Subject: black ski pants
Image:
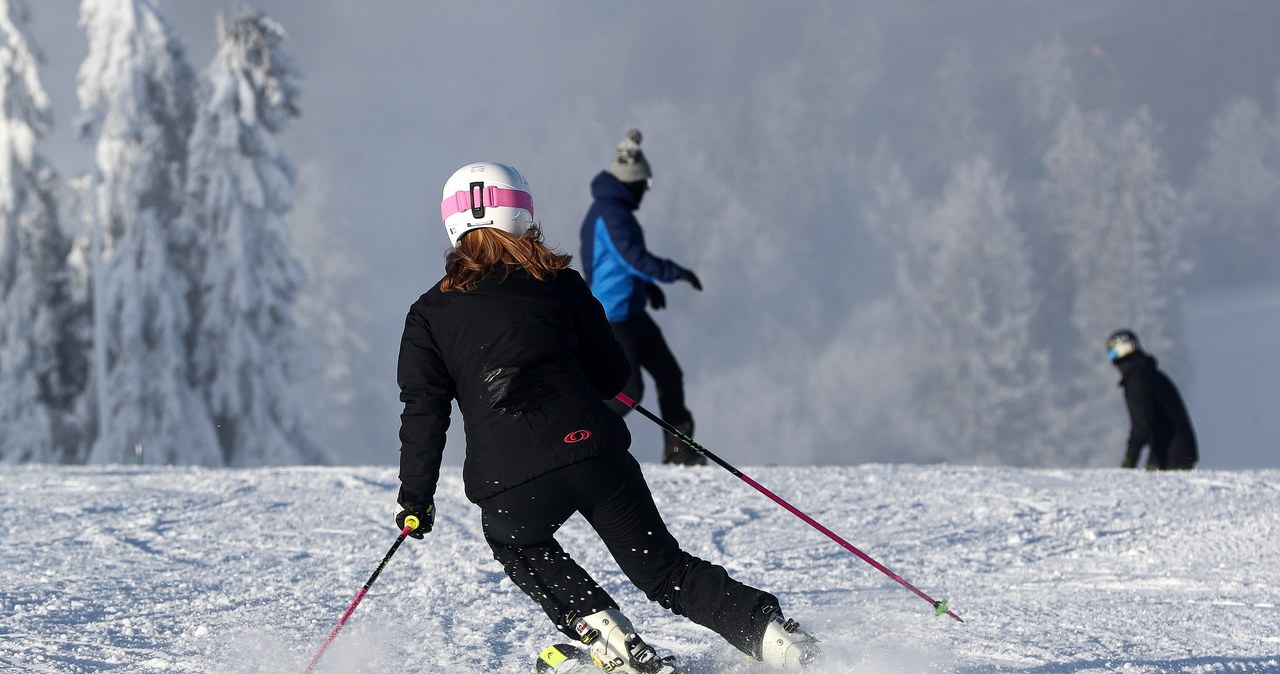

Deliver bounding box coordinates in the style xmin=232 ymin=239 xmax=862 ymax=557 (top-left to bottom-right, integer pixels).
xmin=479 ymin=450 xmax=773 ymax=656
xmin=605 ymin=312 xmax=692 ymax=426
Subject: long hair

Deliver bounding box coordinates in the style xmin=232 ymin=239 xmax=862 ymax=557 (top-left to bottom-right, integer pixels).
xmin=441 ymin=225 xmax=573 ymax=292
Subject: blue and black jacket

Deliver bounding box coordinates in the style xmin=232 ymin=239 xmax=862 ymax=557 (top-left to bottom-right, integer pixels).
xmin=579 ymin=171 xmax=690 ymax=322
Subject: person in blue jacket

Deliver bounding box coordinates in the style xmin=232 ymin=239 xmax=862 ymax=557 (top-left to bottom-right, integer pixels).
xmin=579 ymin=129 xmax=705 ymax=465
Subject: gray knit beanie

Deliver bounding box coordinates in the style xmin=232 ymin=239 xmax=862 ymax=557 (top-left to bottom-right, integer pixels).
xmin=607 ymin=128 xmax=652 ymax=183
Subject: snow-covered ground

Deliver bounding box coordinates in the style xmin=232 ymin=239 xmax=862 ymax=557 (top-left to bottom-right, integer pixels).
xmin=2 ymin=462 xmax=1278 ymax=673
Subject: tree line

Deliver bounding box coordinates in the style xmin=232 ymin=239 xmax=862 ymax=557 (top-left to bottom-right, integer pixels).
xmin=0 ymin=0 xmax=318 ymax=466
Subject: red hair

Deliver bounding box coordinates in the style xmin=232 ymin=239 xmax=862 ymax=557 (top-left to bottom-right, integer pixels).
xmin=441 ymin=226 xmax=572 ymax=292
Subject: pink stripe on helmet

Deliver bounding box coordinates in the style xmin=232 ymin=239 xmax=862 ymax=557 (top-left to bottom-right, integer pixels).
xmin=440 ymin=186 xmax=534 ymax=221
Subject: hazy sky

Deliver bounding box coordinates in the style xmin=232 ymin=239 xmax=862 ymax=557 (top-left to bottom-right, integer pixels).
xmin=24 ymin=1 xmax=1280 ymax=469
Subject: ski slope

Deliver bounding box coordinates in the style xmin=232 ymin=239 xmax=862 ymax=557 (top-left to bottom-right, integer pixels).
xmin=2 ymin=462 xmax=1278 ymax=673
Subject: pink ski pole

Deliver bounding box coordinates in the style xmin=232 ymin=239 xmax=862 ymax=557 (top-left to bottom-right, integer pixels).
xmin=615 ymin=392 xmax=963 ymax=622
xmin=302 ymin=516 xmax=420 ymax=673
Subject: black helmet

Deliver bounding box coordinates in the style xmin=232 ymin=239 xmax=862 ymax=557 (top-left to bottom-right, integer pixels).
xmin=1106 ymin=329 xmax=1140 ymax=362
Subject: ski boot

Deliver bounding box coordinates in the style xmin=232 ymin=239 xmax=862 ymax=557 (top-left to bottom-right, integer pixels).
xmin=756 ymin=606 xmax=820 ymax=671
xmin=661 ymin=419 xmax=704 ymax=466
xmin=570 ymin=608 xmax=680 ymax=674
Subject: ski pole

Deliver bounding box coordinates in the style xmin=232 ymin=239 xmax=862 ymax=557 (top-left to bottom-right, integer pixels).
xmin=302 ymin=516 xmax=420 ymax=674
xmin=615 ymin=393 xmax=963 ymax=623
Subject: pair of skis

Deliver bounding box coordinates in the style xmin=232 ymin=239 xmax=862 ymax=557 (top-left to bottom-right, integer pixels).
xmin=537 ymin=643 xmax=679 ymax=674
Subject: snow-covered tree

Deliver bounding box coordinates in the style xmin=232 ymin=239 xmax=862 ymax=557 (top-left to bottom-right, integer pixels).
xmin=1187 ymin=89 xmax=1280 ymax=288
xmin=77 ymin=0 xmax=219 ymax=465
xmin=884 ymin=156 xmax=1053 ymax=465
xmin=0 ymin=1 xmax=91 ymax=464
xmin=185 ymin=10 xmax=321 ymax=465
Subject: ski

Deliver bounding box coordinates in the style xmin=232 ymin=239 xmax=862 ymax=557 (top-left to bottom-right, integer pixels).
xmin=535 ymin=643 xmax=683 ymax=674
xmin=537 ymin=644 xmax=598 ymax=673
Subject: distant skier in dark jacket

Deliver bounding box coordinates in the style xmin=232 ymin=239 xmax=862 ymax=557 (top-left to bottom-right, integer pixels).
xmin=396 ymin=162 xmax=819 ymax=673
xmin=579 ymin=129 xmax=704 ymax=465
xmin=1107 ymin=330 xmax=1198 ymax=470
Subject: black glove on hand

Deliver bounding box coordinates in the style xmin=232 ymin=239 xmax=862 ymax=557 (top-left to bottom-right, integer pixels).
xmin=395 ymin=502 xmax=434 ymax=539
xmin=645 ymin=283 xmax=666 ymax=310
xmin=682 ymin=270 xmax=703 ymax=291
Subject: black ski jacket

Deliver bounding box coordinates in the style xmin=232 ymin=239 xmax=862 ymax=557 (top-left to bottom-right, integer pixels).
xmin=1116 ymin=352 xmax=1198 ymax=470
xmin=397 ymin=265 xmax=632 ymax=505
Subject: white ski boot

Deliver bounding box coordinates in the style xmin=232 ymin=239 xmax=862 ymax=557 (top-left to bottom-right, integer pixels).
xmin=571 ymin=608 xmax=679 ymax=674
xmin=757 ymin=610 xmax=820 ymax=671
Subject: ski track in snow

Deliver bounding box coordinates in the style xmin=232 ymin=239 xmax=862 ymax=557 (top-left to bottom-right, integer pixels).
xmin=2 ymin=464 xmax=1278 ymax=673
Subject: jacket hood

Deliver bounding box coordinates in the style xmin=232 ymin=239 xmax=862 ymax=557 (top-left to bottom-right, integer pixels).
xmin=590 ymin=171 xmax=640 ymax=211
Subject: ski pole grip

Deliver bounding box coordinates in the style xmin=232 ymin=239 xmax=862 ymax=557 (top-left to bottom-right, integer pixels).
xmin=403 ymin=515 xmax=419 ymax=531
xmin=615 ymin=393 xmax=636 ymax=408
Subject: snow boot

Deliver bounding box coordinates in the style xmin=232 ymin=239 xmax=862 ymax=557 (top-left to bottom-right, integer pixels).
xmin=661 ymin=419 xmax=704 ymax=466
xmin=570 ymin=608 xmax=678 ymax=674
xmin=756 ymin=608 xmax=820 ymax=671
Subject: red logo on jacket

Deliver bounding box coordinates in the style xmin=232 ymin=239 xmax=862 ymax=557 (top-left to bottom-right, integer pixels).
xmin=564 ymin=429 xmax=592 ymax=443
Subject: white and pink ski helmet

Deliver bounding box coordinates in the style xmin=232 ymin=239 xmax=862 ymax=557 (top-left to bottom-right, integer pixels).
xmin=439 ymin=162 xmax=535 ymax=247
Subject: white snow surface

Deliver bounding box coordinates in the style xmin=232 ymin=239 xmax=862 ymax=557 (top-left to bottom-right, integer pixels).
xmin=2 ymin=462 xmax=1278 ymax=673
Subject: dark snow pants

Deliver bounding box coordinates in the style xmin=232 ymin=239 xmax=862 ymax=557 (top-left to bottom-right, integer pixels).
xmin=605 ymin=312 xmax=692 ymax=427
xmin=479 ymin=450 xmax=773 ymax=656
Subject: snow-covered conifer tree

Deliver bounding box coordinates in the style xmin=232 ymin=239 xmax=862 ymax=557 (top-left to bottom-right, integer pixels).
xmin=888 ymin=156 xmax=1053 ymax=465
xmin=185 ymin=10 xmax=321 ymax=465
xmin=1187 ymin=91 xmax=1280 ymax=288
xmin=0 ymin=1 xmax=92 ymax=464
xmin=77 ymin=0 xmax=219 ymax=465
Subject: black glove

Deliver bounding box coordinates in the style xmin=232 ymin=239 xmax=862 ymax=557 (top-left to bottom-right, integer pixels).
xmin=682 ymin=270 xmax=702 ymax=291
xmin=645 ymin=283 xmax=666 ymax=310
xmin=395 ymin=502 xmax=434 ymax=539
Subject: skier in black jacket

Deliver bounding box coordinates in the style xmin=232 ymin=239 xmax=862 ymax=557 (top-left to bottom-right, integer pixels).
xmin=1107 ymin=330 xmax=1198 ymax=470
xmin=396 ymin=162 xmax=819 ymax=673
